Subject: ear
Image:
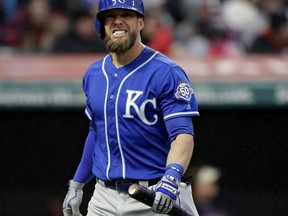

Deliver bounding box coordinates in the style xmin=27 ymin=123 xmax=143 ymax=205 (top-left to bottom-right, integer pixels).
xmin=138 ymin=18 xmax=145 ymax=32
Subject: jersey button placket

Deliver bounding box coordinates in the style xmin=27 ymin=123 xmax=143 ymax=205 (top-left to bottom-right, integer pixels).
xmin=107 ymin=70 xmax=122 ymax=176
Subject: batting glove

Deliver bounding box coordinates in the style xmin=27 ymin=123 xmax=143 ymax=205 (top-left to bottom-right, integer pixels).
xmin=152 ymin=163 xmax=184 ymax=214
xmin=62 ymin=180 xmax=84 ymax=216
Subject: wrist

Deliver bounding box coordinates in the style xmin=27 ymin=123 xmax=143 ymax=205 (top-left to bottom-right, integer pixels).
xmin=68 ymin=179 xmax=85 ymax=189
xmin=165 ymin=163 xmax=184 ymax=181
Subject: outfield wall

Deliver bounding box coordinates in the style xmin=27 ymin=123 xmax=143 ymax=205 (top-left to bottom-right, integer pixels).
xmin=1 ymin=54 xmax=288 ymax=108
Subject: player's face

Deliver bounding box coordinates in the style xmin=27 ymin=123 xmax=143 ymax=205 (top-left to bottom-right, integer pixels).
xmin=103 ymin=9 xmax=144 ymax=54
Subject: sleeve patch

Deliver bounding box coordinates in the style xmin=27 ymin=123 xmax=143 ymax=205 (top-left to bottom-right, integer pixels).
xmin=174 ymin=82 xmax=193 ymax=102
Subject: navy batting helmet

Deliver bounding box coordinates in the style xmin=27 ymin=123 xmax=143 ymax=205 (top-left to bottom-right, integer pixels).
xmin=95 ymin=0 xmax=145 ymax=39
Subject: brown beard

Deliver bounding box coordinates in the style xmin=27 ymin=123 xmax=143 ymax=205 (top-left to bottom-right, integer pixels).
xmin=104 ymin=31 xmax=137 ymax=54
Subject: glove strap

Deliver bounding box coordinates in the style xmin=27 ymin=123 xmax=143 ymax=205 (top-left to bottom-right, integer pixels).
xmin=165 ymin=163 xmax=184 ymax=181
xmin=68 ymin=179 xmax=85 ymax=189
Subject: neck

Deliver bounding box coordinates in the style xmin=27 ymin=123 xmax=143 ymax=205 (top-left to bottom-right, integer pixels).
xmin=111 ymin=40 xmax=145 ymax=68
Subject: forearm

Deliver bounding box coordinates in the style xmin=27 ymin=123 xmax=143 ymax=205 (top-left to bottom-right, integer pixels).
xmin=153 ymin=133 xmax=194 ymax=214
xmin=73 ymin=130 xmax=95 ymax=184
xmin=166 ymin=133 xmax=194 ymax=172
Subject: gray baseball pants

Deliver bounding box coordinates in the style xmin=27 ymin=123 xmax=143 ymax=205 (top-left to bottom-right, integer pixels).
xmin=86 ymin=181 xmax=199 ymax=216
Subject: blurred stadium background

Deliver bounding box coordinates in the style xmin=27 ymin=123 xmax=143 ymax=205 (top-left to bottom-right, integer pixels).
xmin=1 ymin=0 xmax=288 ymax=215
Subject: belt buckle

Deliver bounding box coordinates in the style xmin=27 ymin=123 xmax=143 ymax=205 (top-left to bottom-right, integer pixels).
xmin=115 ymin=180 xmax=131 ymax=192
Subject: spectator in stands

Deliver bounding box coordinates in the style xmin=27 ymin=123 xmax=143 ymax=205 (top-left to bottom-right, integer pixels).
xmin=221 ymin=0 xmax=267 ymax=51
xmin=207 ymin=16 xmax=243 ymax=57
xmin=193 ymin=165 xmax=231 ymax=216
xmin=170 ymin=0 xmax=207 ymax=56
xmin=0 ymin=0 xmax=68 ymax=53
xmin=52 ymin=9 xmax=106 ymax=53
xmin=248 ymin=12 xmax=288 ymax=55
xmin=180 ymin=0 xmax=211 ymax=57
xmin=22 ymin=0 xmax=70 ymax=52
xmin=141 ymin=5 xmax=173 ymax=56
xmin=257 ymin=0 xmax=284 ymax=16
xmin=184 ymin=0 xmax=242 ymax=57
xmin=0 ymin=2 xmax=27 ymax=48
xmin=165 ymin=0 xmax=186 ymax=25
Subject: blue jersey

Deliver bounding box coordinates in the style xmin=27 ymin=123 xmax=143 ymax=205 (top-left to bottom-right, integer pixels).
xmin=83 ymin=46 xmax=199 ymax=181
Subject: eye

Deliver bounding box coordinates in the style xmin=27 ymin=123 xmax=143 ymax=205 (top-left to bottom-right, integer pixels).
xmin=104 ymin=13 xmax=115 ymax=19
xmin=122 ymin=12 xmax=134 ymax=18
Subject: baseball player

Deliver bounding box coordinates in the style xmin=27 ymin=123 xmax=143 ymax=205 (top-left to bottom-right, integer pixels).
xmin=62 ymin=0 xmax=200 ymax=215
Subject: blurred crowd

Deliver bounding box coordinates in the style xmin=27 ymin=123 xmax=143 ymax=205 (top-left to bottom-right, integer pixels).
xmin=0 ymin=0 xmax=288 ymax=57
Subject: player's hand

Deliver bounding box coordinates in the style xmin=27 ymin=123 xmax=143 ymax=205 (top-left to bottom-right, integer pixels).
xmin=152 ymin=174 xmax=180 ymax=214
xmin=62 ymin=180 xmax=84 ymax=216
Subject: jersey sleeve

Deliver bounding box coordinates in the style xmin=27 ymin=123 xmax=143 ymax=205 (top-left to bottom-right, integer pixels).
xmin=165 ymin=116 xmax=195 ymax=141
xmin=158 ymin=66 xmax=199 ymax=121
xmin=72 ymin=130 xmax=95 ymax=184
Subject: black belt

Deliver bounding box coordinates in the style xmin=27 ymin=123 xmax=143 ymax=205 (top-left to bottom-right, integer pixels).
xmin=97 ymin=178 xmax=160 ymax=193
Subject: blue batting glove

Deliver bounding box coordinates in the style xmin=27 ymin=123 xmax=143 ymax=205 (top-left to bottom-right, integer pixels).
xmin=152 ymin=163 xmax=184 ymax=214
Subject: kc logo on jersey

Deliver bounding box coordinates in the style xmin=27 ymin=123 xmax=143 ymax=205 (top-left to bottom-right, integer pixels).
xmin=123 ymin=90 xmax=158 ymax=125
xmin=174 ymin=82 xmax=193 ymax=101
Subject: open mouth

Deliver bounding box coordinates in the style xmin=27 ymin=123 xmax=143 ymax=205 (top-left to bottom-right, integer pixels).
xmin=112 ymin=30 xmax=128 ymax=37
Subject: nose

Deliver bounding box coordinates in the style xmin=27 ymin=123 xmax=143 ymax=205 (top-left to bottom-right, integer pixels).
xmin=114 ymin=15 xmax=124 ymax=24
